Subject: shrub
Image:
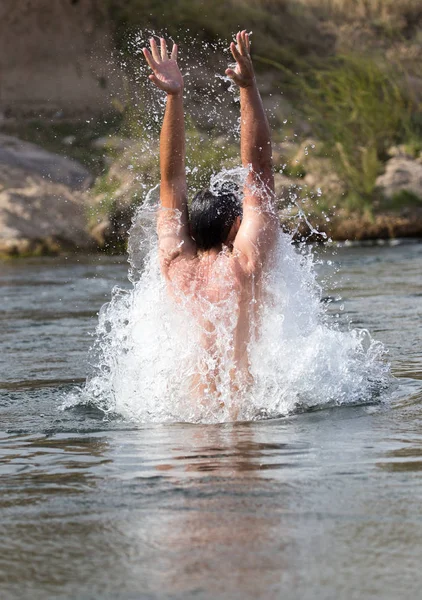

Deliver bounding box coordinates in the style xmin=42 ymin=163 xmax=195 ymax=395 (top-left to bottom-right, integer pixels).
xmin=386 ymin=189 xmax=421 ymax=210
xmin=297 ymin=0 xmax=422 ymax=27
xmin=297 ymin=55 xmax=414 ymax=210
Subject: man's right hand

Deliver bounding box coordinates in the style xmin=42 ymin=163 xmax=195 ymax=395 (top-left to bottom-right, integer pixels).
xmin=225 ymin=30 xmax=255 ymax=89
xmin=143 ymin=37 xmax=184 ymax=95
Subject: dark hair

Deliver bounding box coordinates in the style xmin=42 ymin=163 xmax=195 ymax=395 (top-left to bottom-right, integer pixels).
xmin=189 ymin=184 xmax=242 ymax=251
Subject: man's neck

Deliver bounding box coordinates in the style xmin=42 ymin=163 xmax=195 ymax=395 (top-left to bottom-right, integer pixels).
xmin=199 ymin=246 xmax=223 ymax=260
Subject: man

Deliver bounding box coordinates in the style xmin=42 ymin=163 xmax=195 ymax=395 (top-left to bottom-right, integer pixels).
xmin=143 ymin=31 xmax=277 ymax=405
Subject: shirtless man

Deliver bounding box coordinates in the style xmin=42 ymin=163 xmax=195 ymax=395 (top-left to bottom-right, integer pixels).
xmin=143 ymin=31 xmax=277 ymax=403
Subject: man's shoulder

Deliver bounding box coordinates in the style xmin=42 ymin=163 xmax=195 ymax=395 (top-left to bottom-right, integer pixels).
xmin=164 ymin=248 xmax=250 ymax=280
xmin=162 ymin=251 xmax=198 ymax=280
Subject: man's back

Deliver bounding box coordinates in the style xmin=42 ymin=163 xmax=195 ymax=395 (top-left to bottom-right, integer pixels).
xmin=165 ymin=250 xmax=257 ymax=395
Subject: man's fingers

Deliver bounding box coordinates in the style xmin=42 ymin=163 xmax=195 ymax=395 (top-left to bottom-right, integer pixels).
xmin=238 ymin=30 xmax=248 ymax=56
xmin=143 ymin=48 xmax=157 ymax=70
xmin=225 ymin=68 xmax=243 ymax=86
xmin=230 ymin=41 xmax=242 ymax=63
xmin=149 ymin=73 xmax=164 ymax=89
xmin=244 ymin=31 xmax=251 ymax=52
xmin=150 ymin=38 xmax=161 ymax=62
xmin=160 ymin=37 xmax=168 ymax=60
xmin=171 ymin=43 xmax=178 ymax=61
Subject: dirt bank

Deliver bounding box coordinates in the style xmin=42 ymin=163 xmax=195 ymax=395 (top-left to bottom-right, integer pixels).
xmin=0 ymin=0 xmax=124 ymax=117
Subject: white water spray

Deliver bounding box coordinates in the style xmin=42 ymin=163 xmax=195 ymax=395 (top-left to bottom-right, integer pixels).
xmin=63 ymin=34 xmax=390 ymax=423
xmin=65 ymin=168 xmax=389 ymax=423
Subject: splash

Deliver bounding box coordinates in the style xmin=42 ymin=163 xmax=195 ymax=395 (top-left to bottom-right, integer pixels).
xmin=64 ymin=34 xmax=391 ymax=423
xmin=64 ymin=166 xmax=390 ymax=423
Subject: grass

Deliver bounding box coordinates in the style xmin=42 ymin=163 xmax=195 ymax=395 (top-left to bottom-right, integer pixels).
xmin=383 ymin=189 xmax=422 ymax=211
xmin=298 ymin=0 xmax=422 ymax=22
xmin=294 ymin=55 xmax=417 ymax=211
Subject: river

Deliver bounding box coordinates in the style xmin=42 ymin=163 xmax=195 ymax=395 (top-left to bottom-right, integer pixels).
xmin=1 ymin=240 xmax=421 ymax=599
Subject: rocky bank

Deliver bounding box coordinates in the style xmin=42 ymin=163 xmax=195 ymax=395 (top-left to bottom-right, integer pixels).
xmin=1 ymin=132 xmax=422 ymax=258
xmin=0 ymin=135 xmax=94 ymax=256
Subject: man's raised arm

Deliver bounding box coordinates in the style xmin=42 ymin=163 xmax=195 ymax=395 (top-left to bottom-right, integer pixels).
xmin=226 ymin=31 xmax=277 ymax=272
xmin=143 ymin=38 xmax=194 ymax=268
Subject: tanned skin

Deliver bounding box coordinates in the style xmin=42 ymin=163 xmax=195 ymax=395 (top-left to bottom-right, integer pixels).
xmin=143 ymin=38 xmax=196 ymax=264
xmin=227 ymin=32 xmax=277 ymax=274
xmin=143 ymin=31 xmax=277 ymax=403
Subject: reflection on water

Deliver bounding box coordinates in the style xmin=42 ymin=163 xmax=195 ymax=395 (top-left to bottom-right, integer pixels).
xmin=0 ymin=242 xmax=422 ymax=599
xmin=2 ymin=407 xmax=422 ymax=599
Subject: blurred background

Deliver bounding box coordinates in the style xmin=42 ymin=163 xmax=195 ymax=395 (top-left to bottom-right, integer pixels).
xmin=1 ymin=8 xmax=422 ymax=598
xmin=0 ymin=0 xmax=421 ymax=257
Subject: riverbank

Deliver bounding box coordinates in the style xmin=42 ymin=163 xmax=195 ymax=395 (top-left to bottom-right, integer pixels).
xmin=0 ymin=0 xmax=421 ymax=256
xmin=0 ymin=126 xmax=422 ymax=258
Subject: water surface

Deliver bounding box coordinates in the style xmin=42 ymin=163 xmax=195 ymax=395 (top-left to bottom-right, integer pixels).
xmin=1 ymin=242 xmax=421 ymax=599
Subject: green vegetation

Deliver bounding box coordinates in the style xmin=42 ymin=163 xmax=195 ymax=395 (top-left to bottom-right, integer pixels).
xmin=282 ymin=162 xmax=307 ymax=179
xmin=300 ymin=0 xmax=422 ymax=24
xmin=185 ymin=126 xmax=238 ymax=195
xmin=102 ymin=0 xmax=422 ymax=219
xmin=4 ymin=0 xmax=420 ymax=254
xmin=386 ymin=189 xmax=421 ymax=210
xmin=88 ymin=174 xmax=122 ymax=224
xmin=297 ymin=56 xmax=415 ymax=211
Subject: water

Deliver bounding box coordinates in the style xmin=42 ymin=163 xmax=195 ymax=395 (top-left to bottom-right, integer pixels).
xmin=64 ymin=185 xmax=388 ymax=423
xmin=75 ymin=31 xmax=390 ymax=423
xmin=1 ymin=240 xmax=421 ymax=599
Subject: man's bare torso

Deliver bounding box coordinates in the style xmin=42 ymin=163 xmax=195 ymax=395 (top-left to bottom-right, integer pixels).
xmin=164 ymin=249 xmax=258 ymax=396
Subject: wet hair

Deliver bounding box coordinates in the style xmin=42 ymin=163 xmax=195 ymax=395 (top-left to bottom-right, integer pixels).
xmin=189 ymin=183 xmax=242 ymax=251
